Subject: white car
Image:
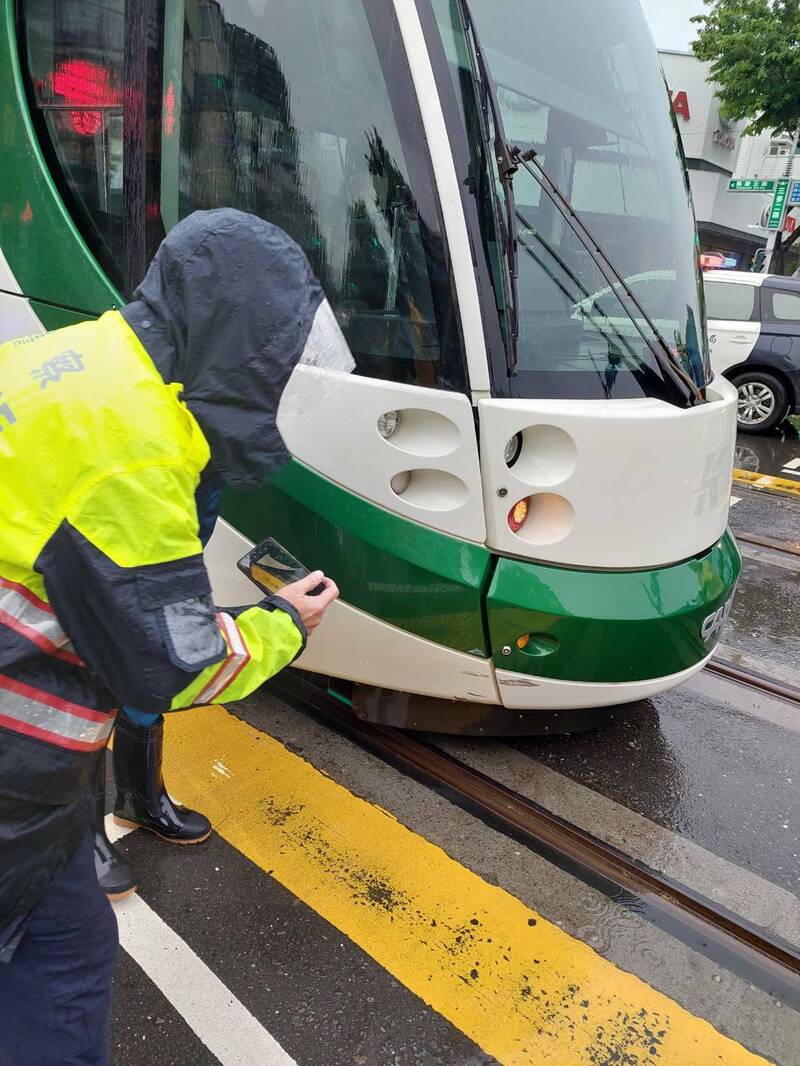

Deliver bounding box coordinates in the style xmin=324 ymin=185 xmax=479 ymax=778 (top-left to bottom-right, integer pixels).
xmin=704 ymin=270 xmax=800 ymax=434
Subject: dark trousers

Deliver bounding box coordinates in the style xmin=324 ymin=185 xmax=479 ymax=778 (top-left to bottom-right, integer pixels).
xmin=0 ymin=833 xmax=118 ymax=1066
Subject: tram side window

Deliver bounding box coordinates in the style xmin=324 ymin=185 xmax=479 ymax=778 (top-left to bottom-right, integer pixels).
xmin=21 ymin=0 xmax=467 ymax=393
xmin=22 ymin=0 xmax=127 ymax=283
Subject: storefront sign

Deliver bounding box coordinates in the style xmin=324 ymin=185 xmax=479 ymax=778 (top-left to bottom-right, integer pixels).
xmin=670 ymin=90 xmax=690 ymax=121
xmin=713 ymin=129 xmax=735 ymax=150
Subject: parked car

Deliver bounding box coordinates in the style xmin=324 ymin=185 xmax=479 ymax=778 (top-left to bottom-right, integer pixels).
xmin=704 ymin=270 xmax=800 ymax=433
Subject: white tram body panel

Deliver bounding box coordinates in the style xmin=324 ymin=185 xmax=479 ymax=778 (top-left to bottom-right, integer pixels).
xmin=477 ymin=380 xmax=737 ymax=569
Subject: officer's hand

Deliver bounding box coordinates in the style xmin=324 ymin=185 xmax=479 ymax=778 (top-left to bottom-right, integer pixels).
xmin=278 ymin=571 xmax=339 ymax=633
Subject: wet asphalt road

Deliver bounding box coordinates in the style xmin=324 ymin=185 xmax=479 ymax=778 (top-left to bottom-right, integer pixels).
xmin=728 ymin=422 xmax=800 ymax=669
xmin=731 ymin=486 xmax=800 ymax=544
xmin=726 ymin=551 xmax=800 ymax=671
xmin=733 ymin=417 xmax=800 ymax=477
xmin=510 ymin=672 xmax=799 ymax=896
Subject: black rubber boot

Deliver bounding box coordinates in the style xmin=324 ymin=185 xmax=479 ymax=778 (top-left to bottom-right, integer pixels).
xmin=93 ymin=756 xmax=137 ymax=900
xmin=112 ymin=716 xmax=212 ymax=844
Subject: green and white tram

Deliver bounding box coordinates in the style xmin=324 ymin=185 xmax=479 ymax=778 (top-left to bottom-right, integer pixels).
xmin=0 ymin=0 xmax=740 ymax=732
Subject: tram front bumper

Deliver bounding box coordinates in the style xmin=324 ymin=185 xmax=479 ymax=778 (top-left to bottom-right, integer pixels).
xmin=487 ymin=529 xmax=741 ymax=711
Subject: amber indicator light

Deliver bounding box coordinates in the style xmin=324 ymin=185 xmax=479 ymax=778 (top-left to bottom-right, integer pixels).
xmin=507 ymin=497 xmax=529 ymax=533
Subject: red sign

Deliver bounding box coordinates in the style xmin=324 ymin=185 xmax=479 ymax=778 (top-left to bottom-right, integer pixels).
xmin=670 ymin=90 xmax=691 ymax=122
xmin=48 ymin=59 xmax=121 ymax=137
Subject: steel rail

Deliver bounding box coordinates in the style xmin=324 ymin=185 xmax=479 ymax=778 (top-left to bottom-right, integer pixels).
xmin=269 ymin=673 xmax=800 ymax=1008
xmin=707 ymin=656 xmax=800 ymax=706
xmin=734 ymin=529 xmax=800 ymax=558
xmin=731 ymin=478 xmax=800 ymax=504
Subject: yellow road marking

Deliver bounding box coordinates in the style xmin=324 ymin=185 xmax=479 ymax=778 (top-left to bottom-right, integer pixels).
xmin=733 ymin=469 xmax=800 ymax=497
xmin=163 ymin=706 xmax=768 ymax=1065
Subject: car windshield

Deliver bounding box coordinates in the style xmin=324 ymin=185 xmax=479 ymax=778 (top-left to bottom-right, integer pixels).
xmin=433 ymin=0 xmax=711 ymax=401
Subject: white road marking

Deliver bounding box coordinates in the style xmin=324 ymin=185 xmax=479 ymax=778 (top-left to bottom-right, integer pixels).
xmin=105 ymin=813 xmax=135 ymax=843
xmin=783 ymin=457 xmax=800 ymax=470
xmin=729 ymin=495 xmax=741 ymax=506
xmin=114 ymin=893 xmax=298 ymax=1066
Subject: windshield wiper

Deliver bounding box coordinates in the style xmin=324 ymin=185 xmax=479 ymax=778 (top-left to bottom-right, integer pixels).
xmin=511 ymin=147 xmax=704 ymax=405
xmin=457 ymin=0 xmax=519 ymax=375
xmin=515 ymin=229 xmax=632 ymax=398
xmin=514 ymin=213 xmax=644 ymax=376
xmin=455 ymin=0 xmax=703 ymax=403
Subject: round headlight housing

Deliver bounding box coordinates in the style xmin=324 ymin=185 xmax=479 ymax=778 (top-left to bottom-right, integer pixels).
xmin=378 ymin=410 xmax=400 ymax=439
xmin=390 ymin=471 xmax=411 ymax=496
xmin=504 ymin=432 xmax=522 ymax=468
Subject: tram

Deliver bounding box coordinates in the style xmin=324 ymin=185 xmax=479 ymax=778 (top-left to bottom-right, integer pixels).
xmin=0 ymin=0 xmax=740 ymax=732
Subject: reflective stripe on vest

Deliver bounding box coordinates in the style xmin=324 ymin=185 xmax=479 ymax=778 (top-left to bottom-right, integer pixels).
xmin=0 ymin=577 xmax=83 ymax=666
xmin=195 ymin=612 xmax=250 ymax=704
xmin=0 ymin=674 xmax=115 ymax=751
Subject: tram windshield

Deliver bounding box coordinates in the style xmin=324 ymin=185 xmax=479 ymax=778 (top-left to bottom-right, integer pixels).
xmin=432 ymin=0 xmax=711 ymax=402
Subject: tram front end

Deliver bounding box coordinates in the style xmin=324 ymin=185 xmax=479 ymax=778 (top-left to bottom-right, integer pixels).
xmin=254 ymin=0 xmax=741 ymax=727
xmin=3 ymin=0 xmax=740 ymax=732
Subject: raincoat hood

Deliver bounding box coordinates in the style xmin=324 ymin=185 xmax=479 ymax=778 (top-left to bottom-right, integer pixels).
xmin=122 ymin=209 xmax=326 ymax=490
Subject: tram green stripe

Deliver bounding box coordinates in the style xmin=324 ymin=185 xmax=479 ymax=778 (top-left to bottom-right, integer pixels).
xmin=221 ymin=462 xmax=493 ymax=655
xmin=223 ymin=464 xmax=742 ymax=683
xmin=26 ymin=301 xmax=95 ymax=330
xmin=488 ymin=531 xmax=742 ymax=683
xmin=0 ymin=0 xmax=118 ymax=315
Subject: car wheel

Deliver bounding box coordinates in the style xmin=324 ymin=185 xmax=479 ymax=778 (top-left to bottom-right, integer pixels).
xmin=731 ymin=371 xmax=789 ymax=435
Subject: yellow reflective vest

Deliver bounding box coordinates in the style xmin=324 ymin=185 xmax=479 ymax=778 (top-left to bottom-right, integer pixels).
xmin=0 ymin=311 xmax=304 ymax=950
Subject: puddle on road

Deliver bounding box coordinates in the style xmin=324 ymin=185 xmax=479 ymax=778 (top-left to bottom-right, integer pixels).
xmin=734 ymin=421 xmax=800 ymax=478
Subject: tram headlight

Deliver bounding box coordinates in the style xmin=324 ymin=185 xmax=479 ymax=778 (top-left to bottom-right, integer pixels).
xmin=507 ymin=497 xmax=529 ymax=533
xmin=503 ymin=432 xmax=522 ymax=468
xmin=378 ymin=410 xmax=401 ymax=440
xmin=390 ymin=471 xmax=411 ymax=496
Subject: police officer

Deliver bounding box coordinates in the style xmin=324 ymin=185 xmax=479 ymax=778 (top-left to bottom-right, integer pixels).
xmin=92 ymin=467 xmax=226 ymax=901
xmin=0 ymin=210 xmax=346 ymax=1066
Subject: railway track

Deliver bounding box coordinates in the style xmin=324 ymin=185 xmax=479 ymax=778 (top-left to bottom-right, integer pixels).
xmin=734 ymin=529 xmax=800 ymax=558
xmin=269 ymin=671 xmax=800 ymax=1011
xmin=707 ymin=655 xmax=800 ymax=706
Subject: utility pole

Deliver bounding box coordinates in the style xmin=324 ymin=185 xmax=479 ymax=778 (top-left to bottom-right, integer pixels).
xmin=763 ymin=124 xmax=800 ymax=273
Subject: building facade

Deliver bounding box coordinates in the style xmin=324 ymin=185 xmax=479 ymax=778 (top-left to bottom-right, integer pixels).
xmin=659 ymin=50 xmax=772 ymax=269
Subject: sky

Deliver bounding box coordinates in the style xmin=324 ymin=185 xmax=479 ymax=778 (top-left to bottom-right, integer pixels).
xmin=638 ymin=0 xmax=706 ymax=51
